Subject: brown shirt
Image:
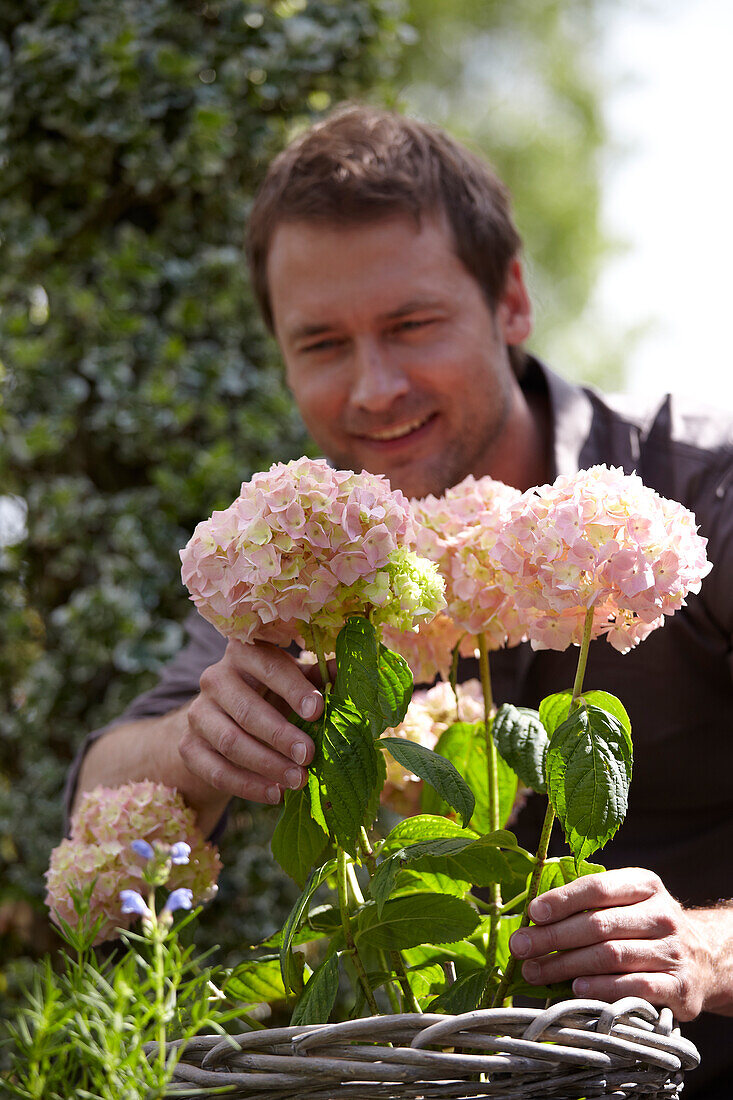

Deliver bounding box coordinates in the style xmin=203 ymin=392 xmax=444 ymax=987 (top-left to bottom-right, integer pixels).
xmin=67 ymin=358 xmax=733 ymax=1094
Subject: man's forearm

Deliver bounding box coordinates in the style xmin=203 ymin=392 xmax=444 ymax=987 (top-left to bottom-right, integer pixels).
xmin=72 ymin=704 xmax=229 ymax=838
xmin=688 ymin=903 xmax=733 ymax=1016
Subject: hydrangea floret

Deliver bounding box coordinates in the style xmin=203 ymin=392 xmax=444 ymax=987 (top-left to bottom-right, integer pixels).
xmin=414 ymin=474 xmax=527 ymax=648
xmin=492 ymin=464 xmax=712 ymax=652
xmin=180 ymin=458 xmax=445 ymax=653
xmin=45 ymin=781 xmax=221 ymax=943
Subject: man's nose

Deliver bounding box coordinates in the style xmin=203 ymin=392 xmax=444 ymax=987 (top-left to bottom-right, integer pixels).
xmin=349 ymin=338 xmax=409 ymax=412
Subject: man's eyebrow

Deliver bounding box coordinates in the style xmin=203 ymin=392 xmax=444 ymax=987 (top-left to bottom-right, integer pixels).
xmin=286 ymin=298 xmax=445 ymax=342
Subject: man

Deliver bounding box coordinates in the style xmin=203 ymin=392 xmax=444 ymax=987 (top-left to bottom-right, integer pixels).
xmin=68 ymin=105 xmax=733 ymax=1095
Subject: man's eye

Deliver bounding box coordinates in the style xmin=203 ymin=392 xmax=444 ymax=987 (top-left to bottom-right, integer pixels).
xmin=395 ymin=319 xmax=432 ymax=333
xmin=302 ymin=337 xmax=342 ymax=353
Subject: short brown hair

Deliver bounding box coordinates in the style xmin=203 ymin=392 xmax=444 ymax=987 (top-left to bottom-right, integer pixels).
xmin=247 ymin=104 xmax=524 ymax=366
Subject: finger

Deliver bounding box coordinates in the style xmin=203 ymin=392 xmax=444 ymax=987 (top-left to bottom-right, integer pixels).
xmin=520 ymin=938 xmax=670 ymax=986
xmin=569 ymin=973 xmax=692 ymax=1018
xmin=189 ymin=698 xmax=308 ymax=788
xmin=180 ymin=733 xmax=284 ymax=806
xmin=528 ymin=869 xmax=662 ymax=924
xmin=200 ymin=663 xmax=315 ymax=766
xmin=511 ymin=898 xmax=667 ymax=959
xmin=226 ymin=640 xmax=324 ymax=722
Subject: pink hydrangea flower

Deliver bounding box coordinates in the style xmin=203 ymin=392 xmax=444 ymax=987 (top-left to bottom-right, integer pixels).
xmin=492 ymin=465 xmax=712 ymax=653
xmin=45 ymin=782 xmax=221 ymax=944
xmin=382 ymin=612 xmax=476 ymax=684
xmin=380 ymin=680 xmax=484 ymax=814
xmin=180 ymin=458 xmax=444 ymax=653
xmin=412 ymin=475 xmax=527 ymax=649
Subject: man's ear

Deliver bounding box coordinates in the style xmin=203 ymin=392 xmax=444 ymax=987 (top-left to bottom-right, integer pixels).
xmin=496 ymin=257 xmax=532 ymax=346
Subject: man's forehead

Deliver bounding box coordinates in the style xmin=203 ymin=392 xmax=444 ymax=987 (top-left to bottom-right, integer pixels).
xmin=266 ymin=213 xmax=463 ymax=336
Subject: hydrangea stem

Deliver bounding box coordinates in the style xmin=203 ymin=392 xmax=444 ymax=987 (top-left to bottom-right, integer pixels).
xmin=337 ymin=847 xmax=379 ymax=1015
xmin=311 ymin=627 xmax=331 ymax=697
xmin=477 ymin=633 xmax=502 ymax=1006
xmin=358 ymin=828 xmax=413 ymax=1013
xmin=492 ymin=606 xmax=595 ymax=1007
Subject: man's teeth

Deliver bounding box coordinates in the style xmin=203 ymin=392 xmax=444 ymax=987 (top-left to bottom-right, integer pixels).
xmin=364 ymin=416 xmax=430 ymax=441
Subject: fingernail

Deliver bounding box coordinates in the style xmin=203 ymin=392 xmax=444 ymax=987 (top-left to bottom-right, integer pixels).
xmin=511 ymin=932 xmax=530 ymax=958
xmin=291 ymin=741 xmax=308 ymax=765
xmin=530 ymin=900 xmax=551 ymax=922
xmin=266 ymin=785 xmax=281 ymax=804
xmin=574 ymin=979 xmax=590 ymax=995
xmin=523 ymin=961 xmax=540 ymax=983
xmin=285 ymin=767 xmax=302 ymax=790
xmin=301 ymin=693 xmax=320 ymax=719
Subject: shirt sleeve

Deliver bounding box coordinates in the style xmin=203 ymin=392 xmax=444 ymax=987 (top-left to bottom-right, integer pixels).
xmin=688 ymin=452 xmax=733 ymax=667
xmin=63 ymin=610 xmax=226 ymax=826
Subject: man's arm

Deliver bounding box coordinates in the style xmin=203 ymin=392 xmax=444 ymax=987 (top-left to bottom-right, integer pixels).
xmin=72 ymin=639 xmax=324 ymax=836
xmin=509 ymin=868 xmax=733 ymax=1021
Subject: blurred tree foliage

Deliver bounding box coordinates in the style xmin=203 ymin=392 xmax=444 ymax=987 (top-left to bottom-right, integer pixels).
xmin=0 ymin=0 xmax=410 ymax=1000
xmin=0 ymin=0 xmax=613 ymax=1008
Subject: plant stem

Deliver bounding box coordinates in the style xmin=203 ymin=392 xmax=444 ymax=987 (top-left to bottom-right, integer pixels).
xmin=491 ymin=606 xmax=596 ymax=1007
xmin=571 ymin=606 xmax=595 ymax=705
xmin=477 ymin=633 xmax=503 ymax=1006
xmin=311 ymin=627 xmax=331 ymax=697
xmin=337 ymin=847 xmax=379 ymax=1015
xmin=358 ymin=827 xmax=408 ymax=1013
xmin=390 ymin=950 xmax=422 ymax=1013
xmin=359 ymin=826 xmax=377 ymax=877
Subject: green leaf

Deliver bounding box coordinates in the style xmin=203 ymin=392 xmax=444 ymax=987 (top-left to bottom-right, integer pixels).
xmin=331 ymin=618 xmax=412 ymax=736
xmin=421 ymin=721 xmax=518 ymax=831
xmin=271 ymin=787 xmax=329 ymax=887
xmin=492 ymin=703 xmax=548 ymax=793
xmin=280 ymin=860 xmax=337 ymax=993
xmin=538 ymin=690 xmax=573 ymax=737
xmin=380 ymin=737 xmax=475 ymax=826
xmin=380 ymin=814 xmax=478 ymax=855
xmin=535 ymin=855 xmax=606 ymax=896
xmin=581 ymin=690 xmax=631 ymax=741
xmin=355 ymin=893 xmax=480 ymax=949
xmin=539 ymin=689 xmax=631 ymax=743
xmin=395 ymin=868 xmax=470 ymax=901
xmin=371 ymin=833 xmax=534 ymax=916
xmin=427 ymin=967 xmax=488 ymax=1014
xmin=333 ymin=616 xmax=381 ymax=725
xmin=319 ymin=696 xmax=381 ymax=853
xmin=376 ymin=643 xmax=413 ymax=730
xmin=290 ymin=953 xmax=340 ymax=1025
xmin=546 ymin=702 xmax=633 ymax=866
xmin=225 ymin=957 xmax=287 ymax=1006
xmin=403 ymin=939 xmax=486 ymax=972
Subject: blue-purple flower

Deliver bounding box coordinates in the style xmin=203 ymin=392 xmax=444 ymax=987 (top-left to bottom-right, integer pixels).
xmin=170 ymin=842 xmax=191 ymax=865
xmin=120 ymin=890 xmax=152 ymax=919
xmin=163 ymin=888 xmax=193 ymax=914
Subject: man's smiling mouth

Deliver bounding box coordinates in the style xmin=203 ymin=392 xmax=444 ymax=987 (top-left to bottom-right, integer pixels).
xmin=358 ymin=413 xmax=436 ymax=442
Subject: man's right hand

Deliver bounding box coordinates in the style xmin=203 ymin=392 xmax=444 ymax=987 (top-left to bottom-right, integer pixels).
xmin=179 ymin=639 xmax=324 ymax=806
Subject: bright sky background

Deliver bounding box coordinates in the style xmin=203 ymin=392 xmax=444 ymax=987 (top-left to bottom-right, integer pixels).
xmin=596 ymin=0 xmax=733 ymax=405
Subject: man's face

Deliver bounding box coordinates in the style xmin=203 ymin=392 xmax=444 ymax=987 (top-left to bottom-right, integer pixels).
xmin=267 ymin=213 xmax=528 ymax=499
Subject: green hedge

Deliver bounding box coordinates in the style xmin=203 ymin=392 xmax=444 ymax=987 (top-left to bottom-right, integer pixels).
xmin=0 ymin=0 xmax=410 ymax=999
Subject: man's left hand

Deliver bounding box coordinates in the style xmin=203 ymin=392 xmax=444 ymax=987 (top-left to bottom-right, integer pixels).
xmin=509 ymin=868 xmax=733 ymax=1021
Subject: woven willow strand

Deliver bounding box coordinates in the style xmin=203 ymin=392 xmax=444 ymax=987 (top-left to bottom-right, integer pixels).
xmin=152 ymin=997 xmax=699 ymax=1099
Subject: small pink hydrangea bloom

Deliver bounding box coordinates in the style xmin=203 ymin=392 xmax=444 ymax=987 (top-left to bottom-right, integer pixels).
xmin=382 ymin=612 xmax=477 ymax=684
xmin=180 ymin=458 xmax=444 ymax=653
xmin=45 ymin=781 xmax=222 ymax=944
xmin=411 ymin=474 xmax=528 ymax=649
xmin=380 ymin=679 xmax=484 ymax=814
xmin=492 ymin=464 xmax=712 ymax=653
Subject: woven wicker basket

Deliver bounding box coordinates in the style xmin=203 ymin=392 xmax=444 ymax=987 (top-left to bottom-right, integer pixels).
xmin=156 ymin=996 xmax=700 ymax=1099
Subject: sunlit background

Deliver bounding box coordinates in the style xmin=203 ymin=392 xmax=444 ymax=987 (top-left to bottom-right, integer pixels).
xmin=597 ymin=0 xmax=733 ymax=405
